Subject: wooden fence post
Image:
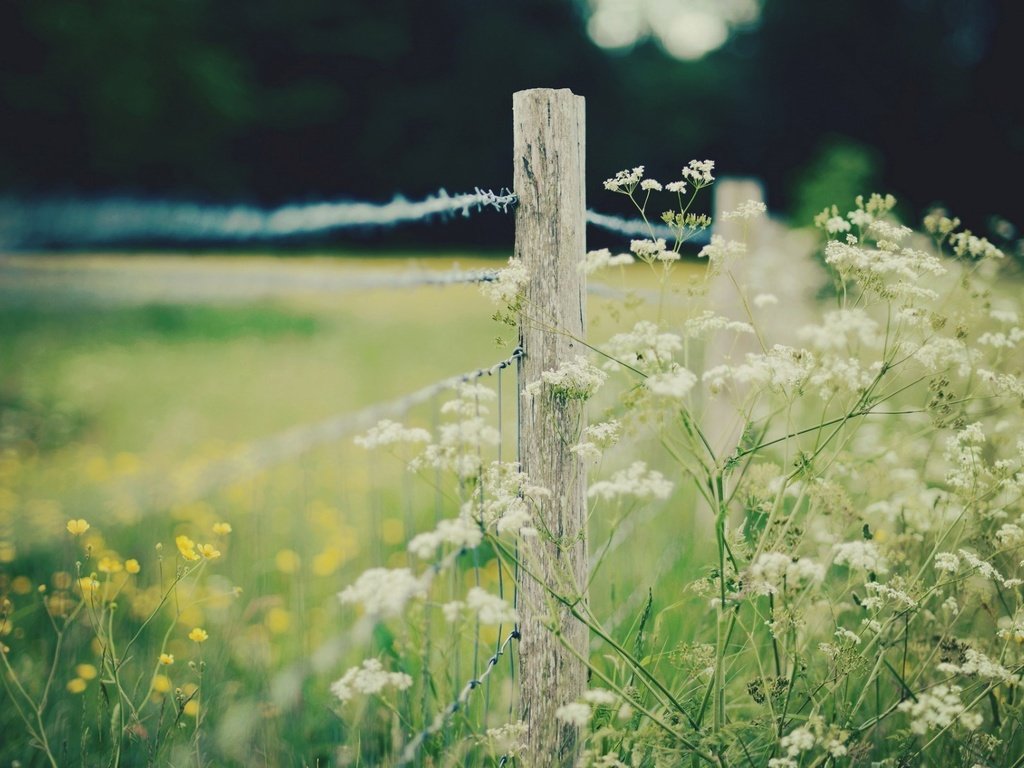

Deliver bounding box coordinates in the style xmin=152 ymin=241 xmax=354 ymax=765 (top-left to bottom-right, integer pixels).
xmin=513 ymin=88 xmax=588 ymax=767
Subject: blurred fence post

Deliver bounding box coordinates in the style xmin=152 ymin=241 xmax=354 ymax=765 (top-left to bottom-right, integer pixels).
xmin=513 ymin=87 xmax=588 ymax=768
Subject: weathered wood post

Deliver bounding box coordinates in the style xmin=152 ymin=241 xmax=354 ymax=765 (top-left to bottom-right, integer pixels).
xmin=513 ymin=88 xmax=588 ymax=767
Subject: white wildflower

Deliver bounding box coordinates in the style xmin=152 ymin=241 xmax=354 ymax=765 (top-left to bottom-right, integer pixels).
xmin=640 ymin=178 xmax=662 ymax=191
xmin=645 ymin=366 xmax=698 ymax=398
xmin=781 ymin=726 xmax=816 ymax=757
xmin=338 ymin=567 xmax=429 ymax=618
xmin=746 ymin=552 xmax=825 ymax=596
xmin=603 ymin=321 xmax=682 ymax=373
xmin=697 ymin=234 xmax=746 ymax=271
xmin=996 ymin=523 xmax=1024 ymax=548
xmin=832 ymin=540 xmax=889 ymax=573
xmin=571 ymin=421 xmax=621 ymax=462
xmin=407 ymin=517 xmax=483 ymax=560
xmin=554 ymin=701 xmax=591 ymax=727
xmin=934 ymin=552 xmax=960 ymax=573
xmin=331 ymin=658 xmax=413 ymax=703
xmin=684 ymin=310 xmax=755 ymax=338
xmin=588 ymin=461 xmax=673 ymax=502
xmin=897 ymin=684 xmax=981 ymax=734
xmin=721 ymin=199 xmax=767 ymax=221
xmin=466 ymin=587 xmax=518 ymax=624
xmin=680 ymin=159 xmax=715 ymax=186
xmin=581 ymin=688 xmax=618 ymax=706
xmin=579 ymin=248 xmax=634 ymax=275
xmin=665 ymin=180 xmax=688 ymax=193
xmin=355 ymin=419 xmax=432 ymax=449
xmin=524 ymin=356 xmax=606 ymax=402
xmin=603 ymin=166 xmax=645 ymax=192
xmin=480 ymin=257 xmax=528 ymax=307
xmin=798 ymin=309 xmax=882 ymax=352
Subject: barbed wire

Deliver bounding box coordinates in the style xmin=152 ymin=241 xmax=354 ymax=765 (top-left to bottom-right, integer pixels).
xmin=112 ymin=348 xmax=523 ymax=511
xmin=0 ymin=188 xmax=517 ymax=247
xmin=0 ymin=184 xmax=711 ymax=248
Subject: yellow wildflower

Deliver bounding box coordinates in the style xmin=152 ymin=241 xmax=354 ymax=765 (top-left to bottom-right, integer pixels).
xmin=188 ymin=627 xmax=209 ymax=643
xmin=197 ymin=543 xmax=221 ymax=560
xmin=183 ymin=699 xmax=200 ymax=718
xmin=152 ymin=674 xmax=172 ymax=693
xmin=78 ymin=576 xmax=99 ymax=594
xmin=98 ymin=556 xmax=123 ymax=574
xmin=175 ymin=535 xmax=200 ymax=562
xmin=212 ymin=522 xmax=232 ymax=535
xmin=275 ymin=549 xmax=301 ymax=574
xmin=76 ymin=663 xmax=98 ymax=680
xmin=159 ymin=653 xmax=174 ymax=666
xmin=125 ymin=559 xmax=141 ymax=574
xmin=67 ymin=519 xmax=90 ymax=536
xmin=66 ymin=678 xmax=87 ymax=694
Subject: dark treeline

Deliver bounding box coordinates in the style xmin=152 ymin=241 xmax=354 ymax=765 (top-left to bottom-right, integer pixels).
xmin=1 ymin=0 xmax=1020 ymax=248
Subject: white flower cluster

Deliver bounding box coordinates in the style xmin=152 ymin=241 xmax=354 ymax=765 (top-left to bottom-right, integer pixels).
xmin=949 ymin=230 xmax=1004 ymax=260
xmin=944 ymin=423 xmax=990 ymax=493
xmin=555 ymin=701 xmax=591 ymax=727
xmin=824 ymin=237 xmax=946 ymax=291
xmin=681 ymin=159 xmax=715 ymax=186
xmin=354 ymin=419 xmax=432 ymax=449
xmin=523 ymin=356 xmax=607 ymax=402
xmin=338 ymin=567 xmax=430 ymax=618
xmin=444 ymin=587 xmax=518 ymax=625
xmin=413 ymin=415 xmax=500 ymax=478
xmin=603 ymin=321 xmax=682 ymax=373
xmin=768 ymin=717 xmax=848 ymax=767
xmin=978 ymin=327 xmax=1024 ymax=349
xmin=697 ymin=234 xmax=746 ymax=272
xmin=603 ymin=166 xmax=645 ymax=192
xmin=571 ymin=420 xmax=621 ymax=463
xmin=471 ymin=461 xmax=549 ymax=537
xmin=578 ymin=248 xmax=634 ymax=276
xmin=957 ymin=548 xmax=1021 ymax=588
xmin=331 ymin=658 xmax=413 ymax=703
xmin=630 ymin=237 xmax=675 ymax=262
xmin=645 ymin=366 xmax=698 ymax=399
xmin=721 ymin=199 xmax=767 ymax=221
xmin=897 ymin=684 xmax=982 ymax=734
xmin=832 ymin=540 xmax=889 ymax=574
xmin=588 ymin=461 xmax=673 ymax=502
xmin=861 ymin=580 xmax=917 ymax=610
xmin=684 ymin=310 xmax=755 ymax=339
xmin=798 ymin=309 xmax=882 ymax=352
xmin=745 ymin=552 xmax=825 ymax=596
xmin=440 ymin=382 xmax=497 ymax=417
xmin=480 ymin=257 xmax=529 ymax=307
xmin=913 ymin=336 xmax=976 ymax=377
xmin=703 ymin=345 xmax=815 ymax=395
xmin=407 ymin=516 xmax=482 ymax=560
xmin=938 ymin=648 xmax=1019 ymax=685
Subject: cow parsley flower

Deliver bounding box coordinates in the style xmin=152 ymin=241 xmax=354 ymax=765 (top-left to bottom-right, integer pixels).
xmin=832 ymin=540 xmax=888 ymax=573
xmin=645 ymin=366 xmax=698 ymax=398
xmin=603 ymin=166 xmax=645 ymax=192
xmin=407 ymin=517 xmax=483 ymax=560
xmin=588 ymin=461 xmax=672 ymax=502
xmin=355 ymin=419 xmax=432 ymax=449
xmin=524 ymin=356 xmax=607 ymax=402
xmin=554 ymin=701 xmax=591 ymax=727
xmin=721 ymin=199 xmax=767 ymax=221
xmin=480 ymin=257 xmax=528 ymax=307
xmin=466 ymin=587 xmax=518 ymax=624
xmin=746 ymin=552 xmax=825 ymax=595
xmin=331 ymin=658 xmax=413 ymax=703
xmin=339 ymin=567 xmax=430 ymax=618
xmin=897 ymin=684 xmax=981 ymax=734
xmin=603 ymin=321 xmax=682 ymax=373
xmin=578 ymin=248 xmax=634 ymax=275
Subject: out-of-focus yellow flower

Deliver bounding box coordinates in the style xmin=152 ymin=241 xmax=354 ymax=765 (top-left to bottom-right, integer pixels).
xmin=188 ymin=627 xmax=208 ymax=643
xmin=212 ymin=522 xmax=232 ymax=535
xmin=78 ymin=576 xmax=99 ymax=594
xmin=159 ymin=653 xmax=174 ymax=666
xmin=67 ymin=678 xmax=87 ymax=694
xmin=76 ymin=663 xmax=98 ymax=680
xmin=197 ymin=543 xmax=221 ymax=559
xmin=0 ymin=541 xmax=16 ymax=563
xmin=67 ymin=519 xmax=90 ymax=536
xmin=264 ymin=607 xmax=291 ymax=635
xmin=183 ymin=700 xmax=200 ymax=718
xmin=175 ymin=535 xmax=200 ymax=562
xmin=98 ymin=556 xmax=123 ymax=574
xmin=152 ymin=674 xmax=172 ymax=693
xmin=275 ymin=549 xmax=301 ymax=574
xmin=125 ymin=559 xmax=141 ymax=574
xmin=11 ymin=575 xmax=32 ymax=594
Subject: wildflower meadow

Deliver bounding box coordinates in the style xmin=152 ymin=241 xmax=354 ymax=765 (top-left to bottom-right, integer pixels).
xmin=3 ymin=156 xmax=1024 ymax=768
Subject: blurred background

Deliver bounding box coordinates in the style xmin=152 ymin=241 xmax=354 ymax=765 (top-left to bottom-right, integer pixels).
xmin=1 ymin=0 xmax=1022 ymax=249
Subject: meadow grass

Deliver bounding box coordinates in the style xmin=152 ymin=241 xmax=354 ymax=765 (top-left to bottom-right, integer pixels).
xmin=0 ymin=253 xmax=694 ymax=766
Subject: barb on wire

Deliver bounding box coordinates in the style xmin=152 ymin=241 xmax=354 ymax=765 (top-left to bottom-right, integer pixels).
xmin=397 ymin=628 xmax=520 ymax=766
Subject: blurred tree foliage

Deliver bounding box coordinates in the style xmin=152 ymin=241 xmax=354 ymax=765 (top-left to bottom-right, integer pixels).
xmin=0 ymin=0 xmax=1020 ymax=244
